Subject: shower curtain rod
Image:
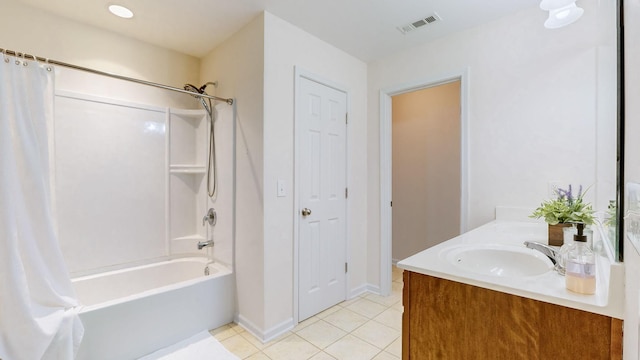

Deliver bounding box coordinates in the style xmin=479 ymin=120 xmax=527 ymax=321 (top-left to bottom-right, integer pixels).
xmin=1 ymin=47 xmax=234 ymax=105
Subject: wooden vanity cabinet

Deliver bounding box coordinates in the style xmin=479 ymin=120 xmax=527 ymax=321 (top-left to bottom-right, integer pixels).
xmin=402 ymin=271 xmax=623 ymax=360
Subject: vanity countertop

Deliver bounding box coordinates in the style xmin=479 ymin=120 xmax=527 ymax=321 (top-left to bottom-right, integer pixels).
xmin=397 ymin=220 xmax=624 ymax=319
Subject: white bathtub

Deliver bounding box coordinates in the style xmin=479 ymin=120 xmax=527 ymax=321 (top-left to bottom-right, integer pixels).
xmin=73 ymin=257 xmax=234 ymax=360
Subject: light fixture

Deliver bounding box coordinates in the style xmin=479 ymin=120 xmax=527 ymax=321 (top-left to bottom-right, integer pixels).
xmin=108 ymin=4 xmax=134 ymax=19
xmin=540 ymin=0 xmax=584 ymax=29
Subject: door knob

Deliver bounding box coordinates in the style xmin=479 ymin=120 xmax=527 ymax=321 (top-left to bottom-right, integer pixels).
xmin=301 ymin=208 xmax=312 ymax=217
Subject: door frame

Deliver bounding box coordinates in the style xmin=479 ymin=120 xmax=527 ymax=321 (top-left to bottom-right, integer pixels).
xmin=379 ymin=68 xmax=470 ymax=296
xmin=293 ymin=66 xmax=350 ymax=325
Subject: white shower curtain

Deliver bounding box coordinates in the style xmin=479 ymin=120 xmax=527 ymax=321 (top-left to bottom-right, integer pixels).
xmin=0 ymin=58 xmax=83 ymax=359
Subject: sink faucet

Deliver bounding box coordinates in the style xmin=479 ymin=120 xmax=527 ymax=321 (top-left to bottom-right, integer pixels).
xmin=197 ymin=240 xmax=214 ymax=250
xmin=523 ymin=241 xmax=564 ymax=274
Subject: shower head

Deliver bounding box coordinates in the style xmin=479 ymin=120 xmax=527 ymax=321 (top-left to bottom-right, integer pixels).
xmin=183 ymin=83 xmax=202 ymax=97
xmin=184 ymin=82 xmax=218 ymax=96
xmin=183 ymin=83 xmax=211 ymax=115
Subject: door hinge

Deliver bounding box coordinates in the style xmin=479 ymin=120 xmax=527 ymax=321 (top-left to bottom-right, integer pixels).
xmin=345 ymin=113 xmax=348 ymax=125
xmin=345 ymin=188 xmax=348 ymax=198
xmin=345 ymin=262 xmax=348 ymax=273
xmin=391 ymin=201 xmax=393 ymax=207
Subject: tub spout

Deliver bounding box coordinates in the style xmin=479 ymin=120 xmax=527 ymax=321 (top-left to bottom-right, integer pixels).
xmin=197 ymin=240 xmax=214 ymax=250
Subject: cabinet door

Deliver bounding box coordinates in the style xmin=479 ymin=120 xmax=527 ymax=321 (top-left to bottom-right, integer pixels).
xmin=403 ymin=271 xmax=466 ymax=359
xmin=403 ymin=271 xmax=622 ymax=360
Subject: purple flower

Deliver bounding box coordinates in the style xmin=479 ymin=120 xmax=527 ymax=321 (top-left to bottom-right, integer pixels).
xmin=556 ymin=184 xmax=584 ymax=206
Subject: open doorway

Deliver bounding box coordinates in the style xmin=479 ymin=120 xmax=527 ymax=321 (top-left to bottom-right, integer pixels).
xmin=379 ymin=70 xmax=469 ymax=296
xmin=391 ymin=81 xmax=461 ymax=263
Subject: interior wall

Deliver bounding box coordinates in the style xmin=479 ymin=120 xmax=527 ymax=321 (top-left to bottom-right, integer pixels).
xmin=392 ymin=81 xmax=461 ymax=261
xmin=1 ymin=0 xmax=200 ymax=95
xmin=367 ymin=1 xmax=614 ymax=287
xmin=199 ymin=14 xmax=267 ymax=333
xmin=200 ymin=11 xmax=367 ymax=339
xmin=262 ymin=12 xmax=368 ymax=335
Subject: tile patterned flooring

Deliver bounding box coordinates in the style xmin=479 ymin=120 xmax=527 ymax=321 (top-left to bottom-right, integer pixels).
xmin=210 ymin=266 xmax=404 ymax=360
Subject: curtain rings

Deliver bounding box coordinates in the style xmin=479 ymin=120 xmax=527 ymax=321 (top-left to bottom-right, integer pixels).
xmin=30 ymin=52 xmax=52 ymax=72
xmin=22 ymin=53 xmax=29 ymax=67
xmin=44 ymin=57 xmax=52 ymax=72
xmin=0 ymin=49 xmax=52 ymax=71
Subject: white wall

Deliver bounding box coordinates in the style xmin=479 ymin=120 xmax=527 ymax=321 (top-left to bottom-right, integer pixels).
xmin=1 ymin=0 xmax=201 ymax=115
xmin=367 ymin=1 xmax=616 ymax=287
xmin=262 ymin=12 xmax=368 ymax=335
xmin=392 ymin=81 xmax=461 ymax=261
xmin=200 ymin=11 xmax=368 ymax=340
xmin=200 ymin=14 xmax=267 ymax=333
xmin=1 ymin=0 xmax=200 ymax=95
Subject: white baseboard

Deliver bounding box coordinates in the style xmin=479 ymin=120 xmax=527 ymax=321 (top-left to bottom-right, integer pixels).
xmin=349 ymin=284 xmax=369 ymax=298
xmin=234 ymin=314 xmax=263 ymax=341
xmin=349 ymin=283 xmax=382 ymax=298
xmin=262 ymin=318 xmax=294 ymax=343
xmin=234 ymin=314 xmax=294 ymax=343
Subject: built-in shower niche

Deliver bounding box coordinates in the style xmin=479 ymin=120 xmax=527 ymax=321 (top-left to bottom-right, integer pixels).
xmin=168 ymin=109 xmax=209 ymax=253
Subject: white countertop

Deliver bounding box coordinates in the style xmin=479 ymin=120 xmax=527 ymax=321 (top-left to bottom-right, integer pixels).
xmin=397 ymin=220 xmax=624 ymax=319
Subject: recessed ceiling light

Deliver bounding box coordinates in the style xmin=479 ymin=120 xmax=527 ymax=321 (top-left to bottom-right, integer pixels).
xmin=108 ymin=4 xmax=134 ymax=19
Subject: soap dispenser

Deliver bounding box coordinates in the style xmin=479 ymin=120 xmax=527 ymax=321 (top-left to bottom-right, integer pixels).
xmin=557 ymin=225 xmax=577 ymax=275
xmin=565 ymin=223 xmax=596 ymax=294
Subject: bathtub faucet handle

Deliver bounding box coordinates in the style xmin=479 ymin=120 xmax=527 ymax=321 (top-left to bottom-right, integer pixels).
xmin=202 ymin=208 xmax=217 ymax=226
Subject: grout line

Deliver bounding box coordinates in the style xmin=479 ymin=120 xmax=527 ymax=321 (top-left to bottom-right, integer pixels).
xmin=217 ymin=267 xmax=402 ymax=360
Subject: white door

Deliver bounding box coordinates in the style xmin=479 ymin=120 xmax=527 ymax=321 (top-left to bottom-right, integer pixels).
xmin=297 ymin=76 xmax=347 ymax=321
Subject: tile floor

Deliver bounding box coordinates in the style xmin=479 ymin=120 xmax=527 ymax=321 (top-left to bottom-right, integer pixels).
xmin=209 ymin=266 xmax=404 ymax=360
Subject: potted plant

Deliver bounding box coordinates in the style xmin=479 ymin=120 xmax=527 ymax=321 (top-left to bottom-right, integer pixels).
xmin=530 ymin=185 xmax=594 ymax=246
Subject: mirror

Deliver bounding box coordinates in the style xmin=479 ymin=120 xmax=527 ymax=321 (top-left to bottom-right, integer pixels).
xmin=591 ymin=0 xmax=620 ymax=259
xmin=588 ymin=0 xmax=622 ymax=261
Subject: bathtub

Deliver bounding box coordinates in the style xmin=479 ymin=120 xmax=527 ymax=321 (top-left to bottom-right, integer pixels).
xmin=73 ymin=257 xmax=234 ymax=360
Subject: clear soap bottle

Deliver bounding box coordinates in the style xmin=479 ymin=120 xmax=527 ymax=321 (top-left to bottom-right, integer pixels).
xmin=565 ymin=223 xmax=596 ymax=294
xmin=558 ymin=225 xmax=576 ymax=275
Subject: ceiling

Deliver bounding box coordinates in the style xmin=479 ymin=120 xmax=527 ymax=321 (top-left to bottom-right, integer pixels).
xmin=17 ymin=0 xmax=541 ymax=62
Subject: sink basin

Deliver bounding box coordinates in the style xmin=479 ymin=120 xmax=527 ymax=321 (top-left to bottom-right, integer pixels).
xmin=442 ymin=244 xmax=554 ymax=277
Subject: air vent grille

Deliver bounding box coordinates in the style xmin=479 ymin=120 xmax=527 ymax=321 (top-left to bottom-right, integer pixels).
xmin=397 ymin=13 xmax=442 ymax=34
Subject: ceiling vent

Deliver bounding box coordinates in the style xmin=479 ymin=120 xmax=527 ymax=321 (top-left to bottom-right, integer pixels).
xmin=397 ymin=13 xmax=442 ymax=34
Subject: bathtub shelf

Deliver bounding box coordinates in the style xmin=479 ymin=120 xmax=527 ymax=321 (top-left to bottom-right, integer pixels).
xmin=172 ymin=234 xmax=208 ymax=254
xmin=173 ymin=234 xmax=206 ymax=241
xmin=169 ymin=108 xmax=207 ymax=119
xmin=167 ymin=109 xmax=209 ymax=255
xmin=169 ymin=165 xmax=206 ymax=174
xmin=169 ymin=109 xmax=207 ymax=166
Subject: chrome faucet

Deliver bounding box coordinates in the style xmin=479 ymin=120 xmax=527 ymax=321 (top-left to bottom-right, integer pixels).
xmin=202 ymin=208 xmax=217 ymax=226
xmin=524 ymin=241 xmax=564 ymax=274
xmin=197 ymin=240 xmax=214 ymax=250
